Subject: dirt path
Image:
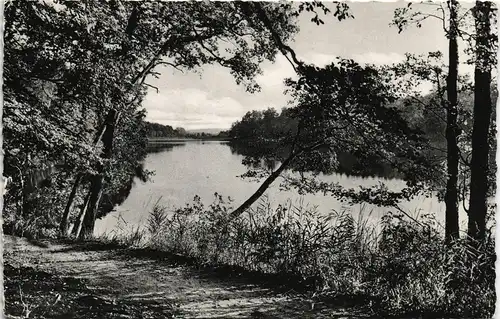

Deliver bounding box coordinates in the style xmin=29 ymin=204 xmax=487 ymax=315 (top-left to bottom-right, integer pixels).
xmin=4 ymin=236 xmax=370 ymax=319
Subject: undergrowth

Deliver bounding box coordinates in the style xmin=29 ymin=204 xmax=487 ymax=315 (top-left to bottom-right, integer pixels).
xmin=140 ymin=193 xmax=495 ymax=318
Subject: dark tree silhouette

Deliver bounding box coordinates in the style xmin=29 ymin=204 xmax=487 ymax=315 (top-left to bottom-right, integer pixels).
xmin=444 ymin=0 xmax=460 ymax=241
xmin=468 ymin=1 xmax=495 ymax=241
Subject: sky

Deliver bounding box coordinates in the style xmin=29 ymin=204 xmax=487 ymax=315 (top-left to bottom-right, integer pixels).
xmin=143 ymin=1 xmax=476 ymax=131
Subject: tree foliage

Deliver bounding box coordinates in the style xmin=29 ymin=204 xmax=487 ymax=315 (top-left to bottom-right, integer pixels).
xmin=229 ymin=48 xmax=496 ymax=220
xmin=3 ymin=0 xmax=309 ymax=237
xmin=227 ymin=60 xmax=442 ymax=219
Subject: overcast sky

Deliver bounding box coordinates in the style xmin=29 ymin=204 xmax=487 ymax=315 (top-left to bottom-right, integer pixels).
xmin=144 ymin=1 xmax=475 ymax=130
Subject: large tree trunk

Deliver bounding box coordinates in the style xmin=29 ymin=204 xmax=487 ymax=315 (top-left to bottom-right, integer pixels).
xmin=79 ymin=176 xmax=104 ymax=240
xmin=72 ymin=189 xmax=91 ymax=238
xmin=468 ymin=1 xmax=493 ymax=241
xmin=59 ymin=120 xmax=109 ymax=237
xmin=229 ymin=154 xmax=297 ymax=219
xmin=229 ymin=141 xmax=322 ymax=219
xmin=444 ymin=0 xmax=460 ymax=242
xmin=60 ymin=8 xmax=141 ymax=238
xmin=79 ymin=109 xmax=117 ymax=240
xmin=59 ymin=175 xmax=82 ymax=236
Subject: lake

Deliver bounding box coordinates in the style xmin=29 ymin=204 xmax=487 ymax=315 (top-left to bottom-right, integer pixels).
xmin=95 ymin=140 xmax=468 ymax=235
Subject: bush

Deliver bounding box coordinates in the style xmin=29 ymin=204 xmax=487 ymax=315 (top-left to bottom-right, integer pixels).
xmin=144 ymin=194 xmax=495 ymax=317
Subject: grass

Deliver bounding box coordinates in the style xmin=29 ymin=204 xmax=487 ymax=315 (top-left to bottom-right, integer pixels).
xmin=132 ymin=193 xmax=496 ymax=318
xmin=6 ymin=193 xmax=495 ymax=318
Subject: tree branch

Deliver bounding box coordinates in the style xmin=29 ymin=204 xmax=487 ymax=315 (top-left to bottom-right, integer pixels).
xmin=144 ymin=83 xmax=159 ymax=93
xmin=244 ymin=2 xmax=305 ymax=73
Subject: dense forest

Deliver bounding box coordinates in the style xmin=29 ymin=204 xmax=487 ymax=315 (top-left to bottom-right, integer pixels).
xmin=3 ymin=1 xmax=497 ymax=318
xmin=145 ymin=121 xmax=187 ymax=138
xmin=145 ymin=121 xmax=229 ymax=139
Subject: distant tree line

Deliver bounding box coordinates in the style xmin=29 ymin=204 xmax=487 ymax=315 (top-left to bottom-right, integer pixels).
xmin=227 ymin=105 xmax=419 ymax=179
xmin=146 ymin=121 xmax=230 ymax=139
xmin=145 ymin=121 xmax=187 ymax=138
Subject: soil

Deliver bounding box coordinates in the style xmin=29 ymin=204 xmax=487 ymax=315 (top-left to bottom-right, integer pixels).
xmin=3 ymin=235 xmax=372 ymax=319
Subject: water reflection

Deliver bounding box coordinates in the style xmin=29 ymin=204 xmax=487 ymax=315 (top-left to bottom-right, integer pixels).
xmin=146 ymin=142 xmax=186 ymax=154
xmin=227 ymin=141 xmax=398 ymax=179
xmin=96 ymin=141 xmax=465 ymax=237
xmin=97 ymin=142 xmax=186 ymax=218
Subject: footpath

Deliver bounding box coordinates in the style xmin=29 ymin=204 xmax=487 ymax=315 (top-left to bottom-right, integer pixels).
xmin=3 ymin=235 xmax=370 ymax=319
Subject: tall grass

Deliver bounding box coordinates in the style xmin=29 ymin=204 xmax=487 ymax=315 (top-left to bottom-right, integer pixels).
xmin=144 ymin=194 xmax=495 ymax=318
xmin=96 ymin=213 xmax=148 ymax=248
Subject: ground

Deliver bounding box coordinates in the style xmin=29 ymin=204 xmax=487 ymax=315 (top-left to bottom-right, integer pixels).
xmin=4 ymin=236 xmax=373 ymax=319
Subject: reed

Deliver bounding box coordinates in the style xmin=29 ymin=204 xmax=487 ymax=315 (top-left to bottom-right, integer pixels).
xmin=142 ymin=194 xmax=495 ymax=317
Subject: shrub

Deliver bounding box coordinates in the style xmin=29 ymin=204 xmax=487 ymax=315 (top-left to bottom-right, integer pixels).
xmin=144 ymin=194 xmax=496 ymax=318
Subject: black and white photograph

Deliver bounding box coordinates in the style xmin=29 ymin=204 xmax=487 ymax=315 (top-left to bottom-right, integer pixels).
xmin=2 ymin=1 xmax=497 ymax=318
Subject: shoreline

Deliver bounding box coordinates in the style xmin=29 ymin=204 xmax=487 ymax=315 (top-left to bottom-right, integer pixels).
xmin=147 ymin=137 xmax=233 ymax=142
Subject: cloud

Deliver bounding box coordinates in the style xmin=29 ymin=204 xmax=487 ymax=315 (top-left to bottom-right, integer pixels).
xmin=351 ymin=52 xmax=405 ymax=66
xmin=146 ymin=110 xmax=240 ymax=130
xmin=255 ymin=55 xmax=296 ymax=89
xmin=144 ymin=88 xmax=248 ymax=129
xmin=301 ymin=51 xmax=405 ymax=67
xmin=302 ymin=53 xmax=339 ymax=67
xmin=255 ymin=52 xmax=340 ymax=91
xmin=143 ymin=50 xmax=418 ymax=130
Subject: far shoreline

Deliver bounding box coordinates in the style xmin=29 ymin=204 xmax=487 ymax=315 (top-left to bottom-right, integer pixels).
xmin=147 ymin=137 xmax=233 ymax=142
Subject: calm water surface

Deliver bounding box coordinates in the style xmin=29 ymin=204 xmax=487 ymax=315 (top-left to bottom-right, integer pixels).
xmin=95 ymin=141 xmax=468 ymax=235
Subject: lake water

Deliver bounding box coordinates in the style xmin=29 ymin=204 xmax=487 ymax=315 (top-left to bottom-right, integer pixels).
xmin=95 ymin=141 xmax=468 ymax=235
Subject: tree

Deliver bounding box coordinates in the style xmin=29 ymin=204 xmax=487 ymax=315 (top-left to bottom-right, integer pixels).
xmin=223 ymin=2 xmax=449 ymax=220
xmin=145 ymin=122 xmax=177 ymax=138
xmin=468 ymin=1 xmax=496 ymax=241
xmin=51 ymin=1 xmax=329 ymax=239
xmin=3 ymin=1 xmax=165 ymax=237
xmin=392 ymin=0 xmax=463 ymax=241
xmin=72 ymin=1 xmax=357 ymax=239
xmin=3 ymin=0 xmax=350 ymax=239
xmin=175 ymin=127 xmax=187 ymax=137
xmin=3 ymin=1 xmax=107 ymax=236
xmin=78 ymin=109 xmax=117 ymax=239
xmin=444 ymin=0 xmax=460 ymax=241
xmin=229 ymin=61 xmax=435 ymax=219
